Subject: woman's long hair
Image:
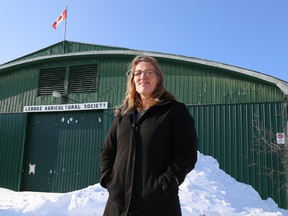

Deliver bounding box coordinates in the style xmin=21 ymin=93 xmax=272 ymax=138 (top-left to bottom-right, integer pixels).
xmin=115 ymin=55 xmax=174 ymax=116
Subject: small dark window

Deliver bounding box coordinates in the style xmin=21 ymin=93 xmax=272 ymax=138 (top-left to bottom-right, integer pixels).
xmin=38 ymin=67 xmax=66 ymax=96
xmin=68 ymin=64 xmax=98 ymax=93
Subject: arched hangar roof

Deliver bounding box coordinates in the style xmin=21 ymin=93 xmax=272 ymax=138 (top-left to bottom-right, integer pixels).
xmin=0 ymin=41 xmax=287 ymax=95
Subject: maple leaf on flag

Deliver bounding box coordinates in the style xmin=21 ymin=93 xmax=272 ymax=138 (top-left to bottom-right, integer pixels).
xmin=52 ymin=9 xmax=67 ymax=29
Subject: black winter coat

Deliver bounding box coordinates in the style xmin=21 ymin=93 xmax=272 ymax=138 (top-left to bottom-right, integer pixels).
xmin=100 ymin=98 xmax=198 ymax=216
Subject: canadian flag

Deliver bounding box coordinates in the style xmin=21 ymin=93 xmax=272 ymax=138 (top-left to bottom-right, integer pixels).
xmin=52 ymin=9 xmax=67 ymax=29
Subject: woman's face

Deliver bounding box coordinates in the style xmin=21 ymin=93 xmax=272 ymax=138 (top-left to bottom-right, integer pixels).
xmin=133 ymin=61 xmax=158 ymax=99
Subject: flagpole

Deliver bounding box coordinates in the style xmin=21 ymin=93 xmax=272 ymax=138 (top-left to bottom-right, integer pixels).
xmin=62 ymin=6 xmax=68 ymax=54
xmin=64 ymin=5 xmax=68 ymax=41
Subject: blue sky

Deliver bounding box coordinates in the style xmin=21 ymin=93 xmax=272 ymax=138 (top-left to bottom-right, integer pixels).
xmin=1 ymin=0 xmax=287 ymax=82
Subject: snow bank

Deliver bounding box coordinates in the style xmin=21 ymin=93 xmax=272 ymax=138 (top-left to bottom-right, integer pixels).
xmin=0 ymin=153 xmax=287 ymax=216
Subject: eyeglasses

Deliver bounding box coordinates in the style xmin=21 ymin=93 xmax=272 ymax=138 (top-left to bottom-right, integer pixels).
xmin=133 ymin=69 xmax=157 ymax=77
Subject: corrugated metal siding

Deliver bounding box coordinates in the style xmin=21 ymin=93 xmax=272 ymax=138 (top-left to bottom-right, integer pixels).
xmin=188 ymin=102 xmax=287 ymax=209
xmin=0 ymin=66 xmax=39 ymax=113
xmin=97 ymin=57 xmax=130 ymax=106
xmin=161 ymin=61 xmax=284 ymax=105
xmin=21 ymin=111 xmax=104 ymax=192
xmin=0 ymin=56 xmax=285 ymax=113
xmin=0 ymin=113 xmax=27 ymax=190
xmin=102 ymin=109 xmax=116 ymax=139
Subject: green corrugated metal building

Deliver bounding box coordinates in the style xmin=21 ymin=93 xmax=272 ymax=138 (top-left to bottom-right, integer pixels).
xmin=0 ymin=41 xmax=287 ymax=209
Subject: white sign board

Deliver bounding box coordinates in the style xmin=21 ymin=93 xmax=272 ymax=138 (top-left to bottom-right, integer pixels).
xmin=276 ymin=133 xmax=285 ymax=144
xmin=23 ymin=102 xmax=108 ymax=113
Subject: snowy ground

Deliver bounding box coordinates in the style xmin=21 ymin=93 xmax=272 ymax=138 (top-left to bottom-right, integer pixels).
xmin=0 ymin=152 xmax=287 ymax=216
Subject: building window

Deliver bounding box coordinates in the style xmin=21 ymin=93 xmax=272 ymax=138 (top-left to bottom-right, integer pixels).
xmin=68 ymin=64 xmax=98 ymax=93
xmin=37 ymin=64 xmax=98 ymax=96
xmin=38 ymin=67 xmax=66 ymax=96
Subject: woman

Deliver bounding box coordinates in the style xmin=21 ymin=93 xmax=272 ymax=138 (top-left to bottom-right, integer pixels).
xmin=100 ymin=56 xmax=198 ymax=216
